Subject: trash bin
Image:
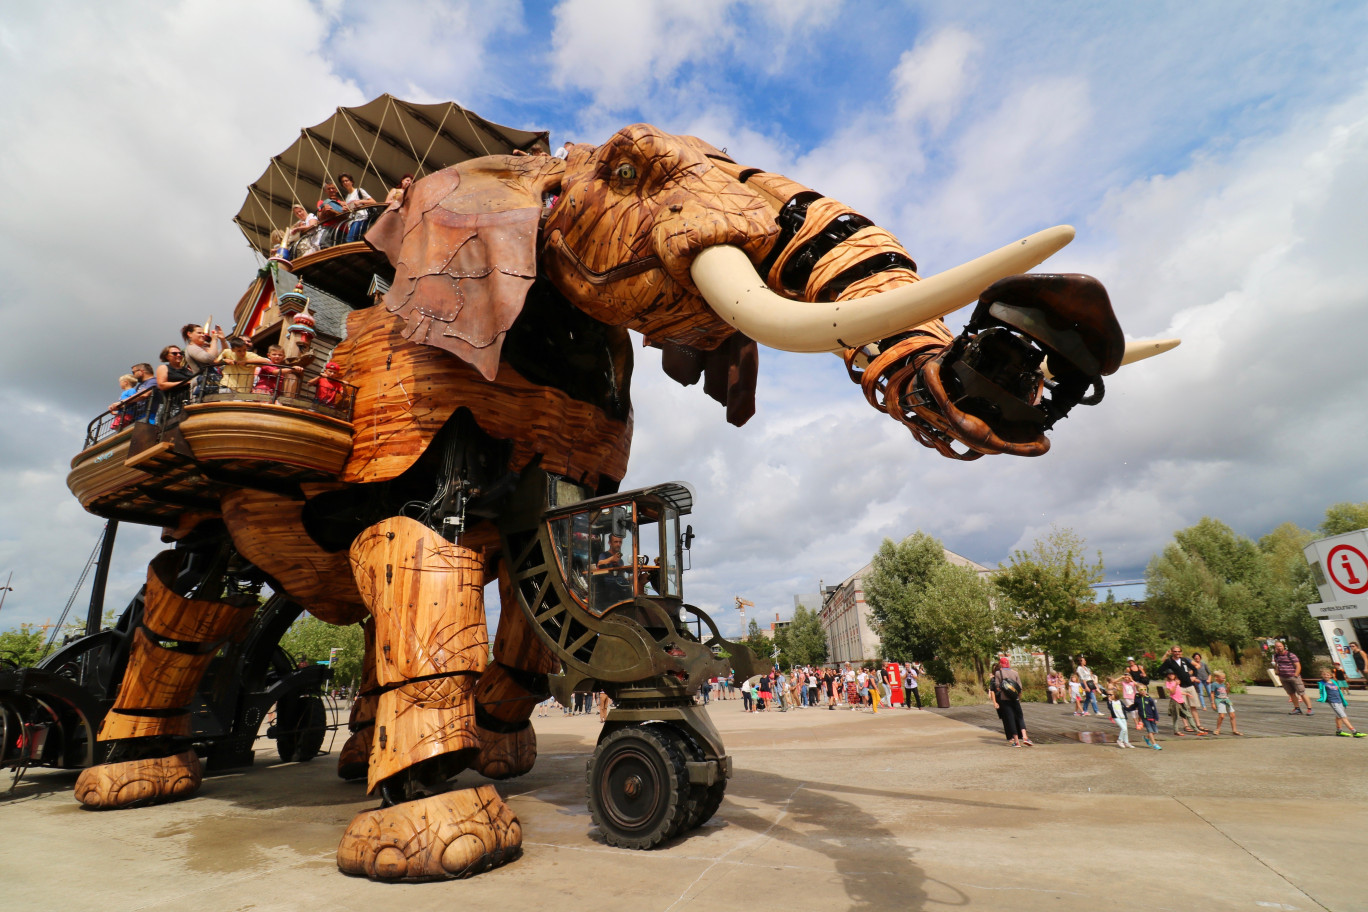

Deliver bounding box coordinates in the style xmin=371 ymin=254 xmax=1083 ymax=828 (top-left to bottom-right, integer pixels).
xmin=934 ymin=683 xmax=950 ymax=709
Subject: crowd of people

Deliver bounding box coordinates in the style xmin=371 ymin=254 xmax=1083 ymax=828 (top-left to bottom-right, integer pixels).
xmin=102 ymin=322 xmax=347 ymax=434
xmin=988 ymin=642 xmax=1366 ymax=749
xmin=274 ymin=171 xmax=401 ymax=260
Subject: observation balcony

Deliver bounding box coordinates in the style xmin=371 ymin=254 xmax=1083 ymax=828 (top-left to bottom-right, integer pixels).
xmin=69 ymin=368 xmax=357 ymax=527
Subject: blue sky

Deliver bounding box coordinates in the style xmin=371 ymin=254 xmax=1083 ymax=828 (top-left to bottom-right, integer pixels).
xmin=3 ymin=1 xmax=1368 ymax=637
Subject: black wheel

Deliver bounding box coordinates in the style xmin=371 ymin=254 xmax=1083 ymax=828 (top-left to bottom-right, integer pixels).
xmin=276 ymin=695 xmax=326 ymax=763
xmin=587 ymin=725 xmax=691 ymax=849
xmin=676 ymin=729 xmax=727 ymax=830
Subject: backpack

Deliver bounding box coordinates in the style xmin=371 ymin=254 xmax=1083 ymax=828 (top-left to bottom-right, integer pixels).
xmin=996 ymin=673 xmax=1021 ymax=701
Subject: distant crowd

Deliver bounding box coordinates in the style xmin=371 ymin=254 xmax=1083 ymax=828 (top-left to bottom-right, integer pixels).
xmin=986 ymin=642 xmax=1365 ymax=749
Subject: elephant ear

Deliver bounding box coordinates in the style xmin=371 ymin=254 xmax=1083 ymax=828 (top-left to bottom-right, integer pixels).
xmin=366 ymin=155 xmax=564 ymax=381
xmin=660 ymin=333 xmax=758 ymax=426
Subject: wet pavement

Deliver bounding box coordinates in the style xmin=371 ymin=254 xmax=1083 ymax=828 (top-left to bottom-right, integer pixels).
xmin=2 ymin=691 xmax=1364 ymax=911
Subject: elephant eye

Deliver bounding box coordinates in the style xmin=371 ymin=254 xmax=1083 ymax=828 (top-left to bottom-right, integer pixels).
xmin=613 ymin=161 xmax=637 ymax=183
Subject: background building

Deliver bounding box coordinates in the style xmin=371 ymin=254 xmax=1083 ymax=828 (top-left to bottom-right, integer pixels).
xmin=818 ymin=541 xmax=992 ymax=664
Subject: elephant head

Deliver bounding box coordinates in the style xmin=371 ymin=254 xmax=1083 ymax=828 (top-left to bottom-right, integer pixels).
xmin=368 ymin=124 xmax=1168 ymax=456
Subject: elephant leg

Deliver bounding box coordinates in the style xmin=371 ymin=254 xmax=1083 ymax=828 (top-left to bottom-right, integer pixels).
xmin=337 ymin=617 xmax=377 ymax=781
xmin=76 ymin=550 xmax=255 ymax=809
xmin=337 ymin=516 xmax=520 ymax=881
xmin=471 ymin=560 xmax=559 ymax=780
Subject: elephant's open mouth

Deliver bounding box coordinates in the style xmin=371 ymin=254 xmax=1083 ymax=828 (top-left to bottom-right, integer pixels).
xmin=546 ymin=230 xmax=662 ymax=286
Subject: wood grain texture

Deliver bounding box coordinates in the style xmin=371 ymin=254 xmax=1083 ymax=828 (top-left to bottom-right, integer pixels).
xmin=473 ymin=720 xmax=536 ymax=781
xmin=220 ymin=489 xmax=368 ymax=625
xmin=178 ymin=402 xmax=354 ymax=476
xmin=334 ymin=307 xmax=631 ymax=487
xmin=350 ymin=517 xmax=489 ymax=788
xmin=337 ymin=784 xmax=521 ymax=882
xmin=107 ymin=629 xmax=214 ymax=717
xmin=142 ymin=550 xmax=257 ymax=643
xmin=542 ymin=125 xmax=777 ymax=350
xmin=74 ymin=749 xmax=202 ymax=809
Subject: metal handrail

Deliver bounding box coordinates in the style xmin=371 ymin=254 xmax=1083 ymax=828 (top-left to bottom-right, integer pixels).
xmin=283 ymin=202 xmax=384 ymax=260
xmin=82 ymin=367 xmax=358 ymax=450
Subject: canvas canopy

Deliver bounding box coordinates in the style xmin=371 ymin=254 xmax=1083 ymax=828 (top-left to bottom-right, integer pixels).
xmin=234 ymin=94 xmax=549 ymax=254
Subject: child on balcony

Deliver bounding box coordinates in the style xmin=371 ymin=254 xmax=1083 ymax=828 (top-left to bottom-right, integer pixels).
xmin=303 ymin=361 xmax=346 ymax=407
xmin=108 ymin=374 xmax=137 ymax=429
xmin=252 ymin=345 xmax=302 ymax=397
xmin=216 ymin=337 xmax=269 ymax=393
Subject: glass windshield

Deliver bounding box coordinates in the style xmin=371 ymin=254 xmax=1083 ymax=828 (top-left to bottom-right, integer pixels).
xmin=661 ymin=509 xmax=681 ymax=597
xmin=587 ymin=503 xmax=635 ymax=614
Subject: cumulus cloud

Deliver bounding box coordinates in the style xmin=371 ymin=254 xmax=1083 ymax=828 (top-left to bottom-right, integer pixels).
xmin=892 ymin=27 xmax=980 ymax=134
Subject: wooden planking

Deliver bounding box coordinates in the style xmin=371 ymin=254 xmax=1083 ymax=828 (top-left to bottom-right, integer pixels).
xmin=179 ymin=402 xmax=353 ymax=476
xmin=350 ymin=517 xmax=489 ymax=683
xmin=336 ymin=784 xmax=521 ymax=881
xmin=67 ymin=432 xmax=154 ymax=511
xmin=334 ymin=307 xmax=630 ymax=487
xmin=220 ymin=489 xmax=368 ymax=625
xmin=350 ymin=517 xmax=489 ymax=789
xmin=492 ymin=560 xmax=560 ymax=676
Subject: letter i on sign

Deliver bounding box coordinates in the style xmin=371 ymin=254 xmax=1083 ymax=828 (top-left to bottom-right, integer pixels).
xmin=1342 ymin=554 xmax=1361 ymax=586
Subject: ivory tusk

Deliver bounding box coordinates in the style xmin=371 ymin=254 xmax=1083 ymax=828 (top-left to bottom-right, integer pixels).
xmin=690 ymin=225 xmax=1076 ymax=352
xmin=1042 ymin=337 xmax=1181 ymax=379
xmin=1120 ymin=338 xmax=1181 ymax=366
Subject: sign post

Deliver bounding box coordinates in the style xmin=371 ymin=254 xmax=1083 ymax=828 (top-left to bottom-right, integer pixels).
xmin=1304 ymin=529 xmax=1368 ymax=677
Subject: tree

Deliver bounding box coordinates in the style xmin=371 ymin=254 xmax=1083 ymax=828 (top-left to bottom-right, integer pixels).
xmin=0 ymin=624 xmax=51 ymax=667
xmin=742 ymin=617 xmax=772 ymax=665
xmin=863 ymin=532 xmax=947 ymax=663
xmin=278 ymin=617 xmax=366 ymax=688
xmin=993 ymin=526 xmax=1107 ymax=668
xmin=1320 ymin=502 xmax=1368 ymax=537
xmin=914 ymin=561 xmax=1005 ymax=686
xmin=1259 ymin=521 xmax=1322 ymax=658
xmin=774 ymin=604 xmax=828 ymax=667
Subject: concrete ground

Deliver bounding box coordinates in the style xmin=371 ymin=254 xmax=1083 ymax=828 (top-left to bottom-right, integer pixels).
xmin=2 ymin=691 xmax=1364 ymax=912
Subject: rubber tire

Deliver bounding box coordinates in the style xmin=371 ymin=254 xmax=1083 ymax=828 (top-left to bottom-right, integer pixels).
xmin=587 ymin=725 xmax=691 ymax=849
xmin=277 ymin=695 xmax=326 ymax=763
xmin=674 ymin=728 xmax=727 ymax=830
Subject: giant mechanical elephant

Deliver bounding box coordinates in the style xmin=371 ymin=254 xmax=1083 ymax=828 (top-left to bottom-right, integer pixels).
xmin=73 ymin=123 xmax=1165 ymax=881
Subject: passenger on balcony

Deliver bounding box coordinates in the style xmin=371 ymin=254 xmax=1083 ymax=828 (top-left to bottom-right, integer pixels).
xmin=181 ymin=323 xmax=225 ymax=376
xmin=338 ymin=173 xmax=376 ymax=243
xmin=316 ymin=182 xmax=347 ymax=245
xmin=338 ymin=173 xmax=375 ymax=209
xmin=385 ymin=173 xmax=413 ymax=205
xmin=290 ymin=203 xmax=317 ymax=233
xmin=108 ymin=374 xmax=138 ymax=429
xmin=302 ymin=361 xmax=346 ymax=407
xmin=216 ymin=336 xmax=269 ymax=393
xmin=252 ymin=345 xmax=302 ymax=397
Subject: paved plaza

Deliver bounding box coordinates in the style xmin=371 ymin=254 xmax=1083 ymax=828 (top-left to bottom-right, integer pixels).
xmin=3 ymin=690 xmax=1364 ymax=912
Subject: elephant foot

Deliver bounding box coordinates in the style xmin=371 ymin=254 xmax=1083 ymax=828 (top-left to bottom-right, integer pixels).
xmin=337 ymin=784 xmax=522 ymax=882
xmin=75 ymin=749 xmax=202 ymax=809
xmin=474 ymin=722 xmax=536 ymax=780
xmin=337 ymin=725 xmax=373 ymax=781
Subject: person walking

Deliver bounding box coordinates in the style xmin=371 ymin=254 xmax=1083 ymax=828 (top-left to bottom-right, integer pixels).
xmin=1317 ymin=669 xmax=1366 ymax=737
xmin=1209 ymin=671 xmax=1242 ymax=735
xmin=1129 ymin=684 xmax=1162 ymax=749
xmin=1104 ymin=679 xmax=1134 ymax=748
xmin=1191 ymin=652 xmax=1213 ymax=709
xmin=1164 ymin=672 xmax=1207 ymax=736
xmin=1158 ymin=646 xmax=1207 ymax=731
xmin=1272 ymin=641 xmax=1314 ymax=715
xmin=990 ymin=656 xmax=1031 ymax=747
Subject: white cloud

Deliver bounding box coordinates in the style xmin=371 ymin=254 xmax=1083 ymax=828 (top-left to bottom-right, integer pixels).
xmin=892 ymin=26 xmax=980 ymax=134
xmin=549 ymin=0 xmax=735 ymax=111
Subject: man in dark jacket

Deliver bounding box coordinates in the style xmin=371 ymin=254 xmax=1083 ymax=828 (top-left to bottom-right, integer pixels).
xmin=1157 ymin=646 xmax=1206 ymax=731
